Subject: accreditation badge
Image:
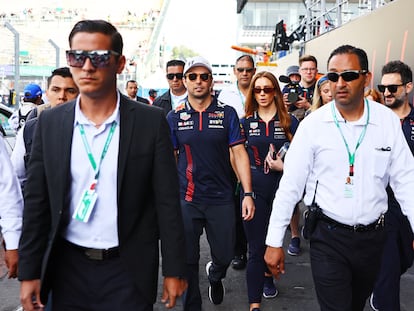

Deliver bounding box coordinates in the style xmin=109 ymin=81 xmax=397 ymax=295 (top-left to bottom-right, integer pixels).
xmin=344 ymin=176 xmax=354 ymax=198
xmin=73 ymin=182 xmax=98 ymax=223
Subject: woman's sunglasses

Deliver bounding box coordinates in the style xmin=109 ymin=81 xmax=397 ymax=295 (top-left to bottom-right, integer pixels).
xmin=253 ymin=87 xmax=275 ymax=94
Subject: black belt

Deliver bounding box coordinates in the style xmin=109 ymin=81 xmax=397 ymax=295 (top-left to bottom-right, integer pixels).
xmin=319 ymin=213 xmax=384 ymax=232
xmin=63 ymin=239 xmax=120 ymax=261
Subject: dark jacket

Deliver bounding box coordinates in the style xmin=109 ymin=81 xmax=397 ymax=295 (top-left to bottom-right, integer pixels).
xmin=18 ymin=94 xmax=186 ymax=304
xmin=153 ymin=90 xmax=172 ymax=115
xmin=136 ymin=95 xmax=150 ymax=105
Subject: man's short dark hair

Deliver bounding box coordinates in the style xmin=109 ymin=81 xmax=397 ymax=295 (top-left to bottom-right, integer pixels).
xmin=327 ymin=45 xmax=368 ymax=71
xmin=47 ymin=67 xmax=72 ymax=88
xmin=236 ymin=54 xmax=255 ymax=67
xmin=166 ymin=60 xmax=185 ymax=69
xmin=68 ymin=19 xmax=123 ymax=55
xmin=126 ymin=80 xmax=137 ymax=88
xmin=381 ymin=60 xmax=413 ymax=84
xmin=299 ymin=55 xmax=318 ymax=67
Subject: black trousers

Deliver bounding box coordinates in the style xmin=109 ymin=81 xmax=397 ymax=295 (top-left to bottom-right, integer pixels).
xmin=310 ymin=220 xmax=385 ymax=311
xmin=180 ymin=200 xmax=235 ymax=311
xmin=51 ymin=240 xmax=152 ymax=311
xmin=373 ymin=202 xmax=414 ymax=310
xmin=233 ymin=180 xmax=247 ymax=258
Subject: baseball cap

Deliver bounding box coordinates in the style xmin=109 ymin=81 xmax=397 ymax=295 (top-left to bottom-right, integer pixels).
xmin=184 ymin=56 xmax=212 ymax=74
xmin=23 ymin=83 xmax=42 ymax=99
xmin=286 ymin=65 xmax=300 ymax=77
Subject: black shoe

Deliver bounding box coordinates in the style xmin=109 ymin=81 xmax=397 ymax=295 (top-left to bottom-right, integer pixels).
xmin=206 ymin=261 xmax=225 ymax=304
xmin=231 ymin=254 xmax=247 ymax=270
xmin=369 ymin=293 xmax=379 ymax=311
xmin=208 ymin=280 xmax=225 ymax=305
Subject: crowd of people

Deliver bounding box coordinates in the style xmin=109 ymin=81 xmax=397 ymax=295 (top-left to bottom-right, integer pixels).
xmin=0 ymin=19 xmax=413 ymax=311
xmin=0 ymin=6 xmax=160 ymax=28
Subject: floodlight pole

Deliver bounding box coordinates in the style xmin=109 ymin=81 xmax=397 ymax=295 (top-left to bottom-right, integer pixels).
xmin=48 ymin=39 xmax=60 ymax=68
xmin=4 ymin=22 xmax=20 ymax=99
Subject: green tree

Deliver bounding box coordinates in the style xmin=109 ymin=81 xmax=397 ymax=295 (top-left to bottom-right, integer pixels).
xmin=171 ymin=45 xmax=198 ymax=61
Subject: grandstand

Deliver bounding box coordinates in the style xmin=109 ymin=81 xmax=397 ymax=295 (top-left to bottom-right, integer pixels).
xmin=235 ymin=0 xmax=411 ymax=85
xmin=0 ymin=0 xmax=163 ymax=103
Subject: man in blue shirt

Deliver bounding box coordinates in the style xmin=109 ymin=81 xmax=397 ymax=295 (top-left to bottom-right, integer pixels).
xmin=167 ymin=56 xmax=255 ymax=311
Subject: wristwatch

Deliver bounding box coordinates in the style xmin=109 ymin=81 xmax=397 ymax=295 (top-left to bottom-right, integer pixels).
xmin=244 ymin=192 xmax=256 ymax=199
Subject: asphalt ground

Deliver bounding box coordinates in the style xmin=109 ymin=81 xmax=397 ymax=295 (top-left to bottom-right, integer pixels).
xmin=1 ymin=227 xmax=414 ymax=311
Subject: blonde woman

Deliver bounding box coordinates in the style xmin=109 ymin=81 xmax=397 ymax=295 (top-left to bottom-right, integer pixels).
xmin=364 ymin=88 xmax=384 ymax=104
xmin=309 ymin=75 xmax=332 ymax=113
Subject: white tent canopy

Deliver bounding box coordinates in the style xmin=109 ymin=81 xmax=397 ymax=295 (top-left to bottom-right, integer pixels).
xmin=139 ymin=68 xmax=169 ymax=97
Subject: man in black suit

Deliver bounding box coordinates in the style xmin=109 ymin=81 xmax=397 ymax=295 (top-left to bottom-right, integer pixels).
xmin=153 ymin=59 xmax=187 ymax=115
xmin=125 ymin=79 xmax=150 ymax=105
xmin=18 ymin=19 xmax=187 ymax=311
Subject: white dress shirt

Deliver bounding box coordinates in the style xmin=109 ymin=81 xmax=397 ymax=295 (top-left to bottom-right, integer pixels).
xmin=0 ymin=136 xmax=23 ymax=249
xmin=266 ymin=100 xmax=414 ymax=247
xmin=10 ymin=126 xmax=27 ymax=188
xmin=62 ymin=95 xmax=120 ymax=249
xmin=218 ymin=82 xmax=245 ymax=118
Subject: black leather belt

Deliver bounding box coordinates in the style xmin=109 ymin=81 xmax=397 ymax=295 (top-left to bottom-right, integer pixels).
xmin=63 ymin=239 xmax=120 ymax=261
xmin=319 ymin=213 xmax=384 ymax=232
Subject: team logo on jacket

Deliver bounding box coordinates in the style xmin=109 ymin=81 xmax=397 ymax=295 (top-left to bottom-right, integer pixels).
xmin=174 ymin=103 xmax=186 ymax=112
xmin=249 ymin=122 xmax=260 ymax=136
xmin=273 ymin=126 xmax=286 ymax=139
xmin=209 ymin=119 xmax=224 ymax=128
xmin=180 ymin=112 xmax=191 ymax=121
xmin=208 ymin=111 xmax=225 ymax=119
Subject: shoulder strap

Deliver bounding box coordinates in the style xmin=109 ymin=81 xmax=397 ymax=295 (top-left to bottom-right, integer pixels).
xmin=18 ymin=109 xmax=27 ymax=130
xmin=23 ymin=118 xmax=38 ymax=169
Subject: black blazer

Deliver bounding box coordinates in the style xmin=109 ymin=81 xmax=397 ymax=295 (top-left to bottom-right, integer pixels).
xmin=136 ymin=95 xmax=151 ymax=105
xmin=18 ymin=94 xmax=186 ymax=304
xmin=153 ymin=90 xmax=173 ymax=115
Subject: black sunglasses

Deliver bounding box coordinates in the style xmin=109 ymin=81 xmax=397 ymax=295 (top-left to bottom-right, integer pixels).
xmin=253 ymin=87 xmax=275 ymax=94
xmin=377 ymin=84 xmax=404 ymax=93
xmin=327 ymin=70 xmax=367 ymax=82
xmin=236 ymin=67 xmax=254 ymax=73
xmin=166 ymin=73 xmax=184 ymax=80
xmin=66 ymin=50 xmax=119 ymax=68
xmin=186 ymin=73 xmax=211 ymax=81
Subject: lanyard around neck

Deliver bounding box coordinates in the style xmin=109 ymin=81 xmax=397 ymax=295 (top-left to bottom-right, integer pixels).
xmin=331 ymin=99 xmax=370 ymax=176
xmin=78 ymin=121 xmax=117 ymax=180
